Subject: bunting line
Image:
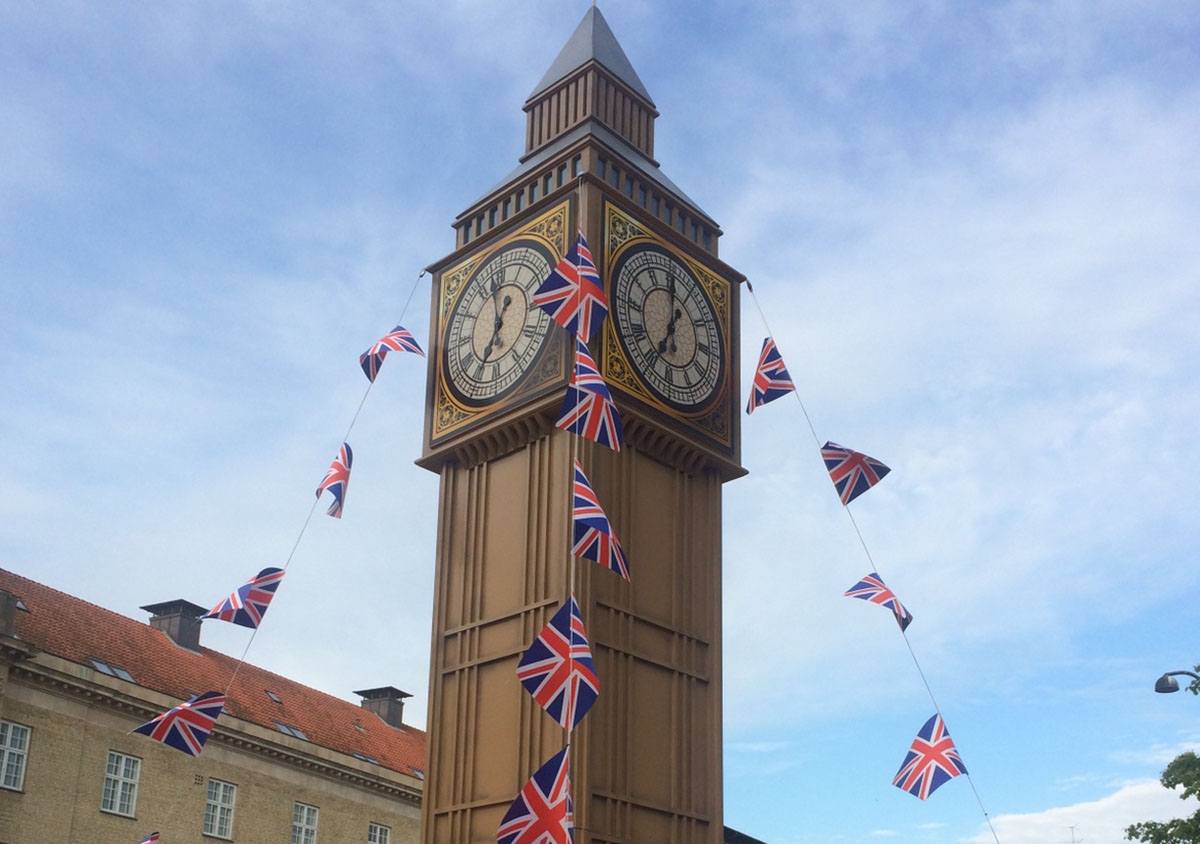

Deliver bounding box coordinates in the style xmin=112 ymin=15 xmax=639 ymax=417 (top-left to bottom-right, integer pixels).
xmin=138 ymin=268 xmax=430 ymax=835
xmin=744 ymin=282 xmax=1001 ymax=844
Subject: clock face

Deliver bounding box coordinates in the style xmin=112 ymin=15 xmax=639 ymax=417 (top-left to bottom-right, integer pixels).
xmin=442 ymin=241 xmax=555 ymax=407
xmin=611 ymin=243 xmax=724 ymax=411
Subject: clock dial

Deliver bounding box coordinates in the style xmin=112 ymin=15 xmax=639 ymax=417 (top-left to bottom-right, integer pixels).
xmin=611 ymin=243 xmax=724 ymax=411
xmin=443 ymin=241 xmax=554 ymax=407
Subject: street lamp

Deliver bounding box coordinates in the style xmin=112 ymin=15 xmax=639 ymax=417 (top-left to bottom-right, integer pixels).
xmin=1154 ymin=671 xmax=1200 ymax=694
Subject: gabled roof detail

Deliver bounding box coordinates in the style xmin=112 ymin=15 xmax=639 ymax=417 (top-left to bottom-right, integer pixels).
xmin=528 ymin=6 xmax=654 ymax=105
xmin=0 ymin=568 xmax=426 ymax=778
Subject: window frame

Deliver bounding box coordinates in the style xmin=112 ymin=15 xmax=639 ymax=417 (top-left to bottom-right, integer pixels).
xmin=292 ymin=801 xmax=320 ymax=844
xmin=100 ymin=749 xmax=141 ymax=818
xmin=0 ymin=720 xmax=31 ymax=792
xmin=368 ymin=821 xmax=391 ymax=844
xmin=202 ymin=777 xmax=237 ymax=839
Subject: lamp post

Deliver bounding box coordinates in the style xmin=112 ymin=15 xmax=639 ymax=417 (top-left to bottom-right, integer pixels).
xmin=1154 ymin=670 xmax=1200 ymax=694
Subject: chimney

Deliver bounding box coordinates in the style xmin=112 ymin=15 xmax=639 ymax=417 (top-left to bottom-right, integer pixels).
xmin=141 ymin=599 xmax=207 ymax=650
xmin=0 ymin=589 xmax=29 ymax=638
xmin=354 ymin=686 xmax=412 ymax=728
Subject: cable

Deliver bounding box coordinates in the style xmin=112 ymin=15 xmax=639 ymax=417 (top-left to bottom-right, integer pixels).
xmin=745 ymin=282 xmax=1001 ymax=844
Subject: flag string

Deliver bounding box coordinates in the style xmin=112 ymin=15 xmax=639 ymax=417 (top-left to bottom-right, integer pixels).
xmin=745 ymin=282 xmax=1001 ymax=844
xmin=565 ymin=176 xmax=585 ymax=754
xmin=221 ymin=268 xmax=428 ymax=694
xmin=140 ymin=268 xmax=430 ymax=835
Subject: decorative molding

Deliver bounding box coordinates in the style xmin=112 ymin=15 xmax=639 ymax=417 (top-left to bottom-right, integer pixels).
xmin=7 ymin=659 xmax=421 ymax=804
xmin=429 ymin=200 xmax=572 ymax=445
xmin=602 ymin=202 xmax=736 ymax=455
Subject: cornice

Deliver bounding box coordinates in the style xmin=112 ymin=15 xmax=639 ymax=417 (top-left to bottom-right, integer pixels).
xmin=9 ymin=658 xmax=422 ymax=805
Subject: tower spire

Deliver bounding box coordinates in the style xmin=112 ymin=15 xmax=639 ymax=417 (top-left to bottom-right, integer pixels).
xmin=527 ymin=5 xmax=653 ymax=105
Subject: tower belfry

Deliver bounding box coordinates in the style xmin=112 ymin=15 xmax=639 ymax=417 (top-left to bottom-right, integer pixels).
xmin=419 ymin=7 xmax=745 ymax=842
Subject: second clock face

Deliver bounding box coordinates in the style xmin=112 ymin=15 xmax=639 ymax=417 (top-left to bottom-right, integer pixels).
xmin=443 ymin=241 xmax=554 ymax=407
xmin=611 ymin=243 xmax=724 ymax=411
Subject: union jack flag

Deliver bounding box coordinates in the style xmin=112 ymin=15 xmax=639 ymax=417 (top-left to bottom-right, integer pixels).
xmin=316 ymin=442 xmax=353 ymax=518
xmin=893 ymin=714 xmax=968 ymax=800
xmin=137 ymin=834 xmax=160 ymax=844
xmin=359 ymin=324 xmax=425 ymax=383
xmin=821 ymin=441 xmax=890 ymax=505
xmin=746 ymin=337 xmax=795 ymax=414
xmin=572 ymin=461 xmax=630 ymax=580
xmin=496 ymin=747 xmax=574 ymax=844
xmin=533 ymin=230 xmax=608 ymax=343
xmin=202 ymin=567 xmax=286 ymax=629
xmin=570 ymin=338 xmax=612 ymax=400
xmin=844 ymin=572 xmax=912 ymax=631
xmin=132 ymin=691 xmax=225 ymax=757
xmin=557 ymin=388 xmax=622 ymax=451
xmin=556 ymin=340 xmax=622 ymax=450
xmin=516 ymin=596 xmax=600 ymax=730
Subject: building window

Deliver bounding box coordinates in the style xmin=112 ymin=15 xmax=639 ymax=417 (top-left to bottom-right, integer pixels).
xmin=625 ymin=175 xmax=634 ymax=198
xmin=692 ymin=221 xmax=700 ymax=241
xmin=502 ymin=199 xmax=511 ymax=219
xmin=475 ymin=214 xmax=484 ymax=235
xmin=368 ymin=822 xmax=391 ymax=844
xmin=101 ymin=751 xmax=140 ymax=817
xmin=543 ymin=173 xmax=553 ymax=195
xmin=702 ymin=228 xmax=712 ymax=251
xmin=90 ymin=658 xmax=136 ymax=682
xmin=638 ymin=185 xmax=647 ymax=207
xmin=202 ymin=778 xmax=236 ymax=839
xmin=488 ymin=208 xmax=497 ymax=228
xmin=292 ymin=802 xmax=319 ymax=844
xmin=530 ymin=181 xmax=539 ymax=202
xmin=596 ymin=157 xmax=607 ymax=180
xmin=0 ymin=721 xmax=30 ymax=791
xmin=514 ymin=191 xmax=523 ymax=213
xmin=461 ymin=219 xmax=471 ymax=242
xmin=651 ymin=194 xmax=660 ymax=216
xmin=275 ymin=722 xmax=309 ymax=741
xmin=571 ymin=155 xmax=581 ymax=177
xmin=557 ymin=164 xmax=567 ymax=186
xmin=609 ymin=164 xmax=620 ymax=188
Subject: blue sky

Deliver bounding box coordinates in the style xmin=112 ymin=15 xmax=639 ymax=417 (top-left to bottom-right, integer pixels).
xmin=3 ymin=2 xmax=1199 ymax=842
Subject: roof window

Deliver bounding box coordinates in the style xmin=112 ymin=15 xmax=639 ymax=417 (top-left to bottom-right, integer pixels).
xmin=89 ymin=658 xmax=135 ymax=682
xmin=266 ymin=690 xmax=282 ymax=704
xmin=275 ymin=722 xmax=308 ymax=741
xmin=352 ymin=752 xmax=379 ymax=765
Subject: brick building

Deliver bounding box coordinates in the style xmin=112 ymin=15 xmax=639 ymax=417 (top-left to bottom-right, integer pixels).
xmin=0 ymin=569 xmax=425 ymax=843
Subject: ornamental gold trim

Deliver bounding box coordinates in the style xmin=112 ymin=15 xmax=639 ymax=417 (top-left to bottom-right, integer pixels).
xmin=431 ymin=200 xmax=571 ymax=443
xmin=602 ymin=202 xmax=733 ymax=447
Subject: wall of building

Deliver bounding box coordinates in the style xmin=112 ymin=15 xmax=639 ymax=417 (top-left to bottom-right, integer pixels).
xmin=0 ymin=669 xmax=421 ymax=843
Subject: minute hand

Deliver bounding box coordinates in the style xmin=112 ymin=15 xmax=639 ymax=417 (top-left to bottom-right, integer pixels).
xmin=658 ymin=272 xmax=680 ymax=354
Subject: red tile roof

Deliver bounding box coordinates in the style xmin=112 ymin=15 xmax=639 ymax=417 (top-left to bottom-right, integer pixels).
xmin=0 ymin=569 xmax=425 ymax=778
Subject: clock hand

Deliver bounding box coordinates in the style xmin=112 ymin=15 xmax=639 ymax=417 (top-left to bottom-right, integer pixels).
xmin=483 ymin=294 xmax=514 ymax=360
xmin=658 ymin=307 xmax=683 ymax=355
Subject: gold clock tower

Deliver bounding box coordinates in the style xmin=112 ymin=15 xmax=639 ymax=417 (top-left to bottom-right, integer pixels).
xmin=418 ymin=8 xmax=745 ymax=843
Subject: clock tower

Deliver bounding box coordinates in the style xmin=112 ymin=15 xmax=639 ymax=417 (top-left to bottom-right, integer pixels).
xmin=418 ymin=8 xmax=745 ymax=843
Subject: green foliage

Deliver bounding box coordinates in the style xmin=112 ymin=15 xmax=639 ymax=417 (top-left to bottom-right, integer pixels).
xmin=1188 ymin=664 xmax=1200 ymax=696
xmin=1126 ymin=752 xmax=1200 ymax=843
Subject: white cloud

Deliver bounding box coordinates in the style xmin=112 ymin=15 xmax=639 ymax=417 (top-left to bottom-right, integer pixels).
xmin=965 ymin=780 xmax=1198 ymax=844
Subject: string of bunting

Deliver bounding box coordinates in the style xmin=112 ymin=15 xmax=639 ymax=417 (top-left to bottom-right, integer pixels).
xmin=122 ymin=187 xmax=1001 ymax=842
xmin=743 ymin=281 xmax=1001 ymax=841
xmin=126 ymin=274 xmax=428 ymax=842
